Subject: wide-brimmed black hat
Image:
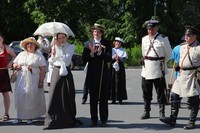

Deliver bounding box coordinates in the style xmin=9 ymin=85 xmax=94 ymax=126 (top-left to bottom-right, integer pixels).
xmin=185 ymin=23 xmax=200 ymax=35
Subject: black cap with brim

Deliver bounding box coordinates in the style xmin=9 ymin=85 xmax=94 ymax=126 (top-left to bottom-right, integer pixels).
xmin=185 ymin=24 xmax=200 ymax=35
xmin=145 ymin=20 xmax=159 ymax=29
xmin=147 ymin=23 xmax=157 ymax=28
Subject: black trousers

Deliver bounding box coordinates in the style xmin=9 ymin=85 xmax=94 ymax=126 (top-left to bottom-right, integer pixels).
xmin=142 ymin=77 xmax=166 ymax=104
xmin=82 ymin=82 xmax=89 ymax=101
xmin=89 ymin=86 xmax=108 ymax=123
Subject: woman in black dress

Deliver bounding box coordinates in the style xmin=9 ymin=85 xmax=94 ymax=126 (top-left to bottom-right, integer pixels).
xmin=44 ymin=33 xmax=81 ymax=129
xmin=110 ymin=37 xmax=128 ymax=104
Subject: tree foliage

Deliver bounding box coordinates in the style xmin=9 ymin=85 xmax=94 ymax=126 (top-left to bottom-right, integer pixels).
xmin=1 ymin=0 xmax=200 ymax=47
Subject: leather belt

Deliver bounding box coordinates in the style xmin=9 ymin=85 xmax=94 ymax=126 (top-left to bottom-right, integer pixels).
xmin=144 ymin=56 xmax=164 ymax=61
xmin=55 ymin=66 xmax=61 ymax=68
xmin=182 ymin=66 xmax=200 ymax=70
xmin=55 ymin=66 xmax=69 ymax=69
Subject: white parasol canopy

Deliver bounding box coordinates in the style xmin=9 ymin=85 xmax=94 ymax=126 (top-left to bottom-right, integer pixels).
xmin=33 ymin=22 xmax=75 ymax=37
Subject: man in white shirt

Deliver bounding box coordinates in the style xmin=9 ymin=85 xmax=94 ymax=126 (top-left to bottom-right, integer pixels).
xmin=140 ymin=16 xmax=172 ymax=120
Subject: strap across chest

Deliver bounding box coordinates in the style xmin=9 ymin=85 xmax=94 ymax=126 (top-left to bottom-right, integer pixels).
xmin=144 ymin=34 xmax=164 ymax=60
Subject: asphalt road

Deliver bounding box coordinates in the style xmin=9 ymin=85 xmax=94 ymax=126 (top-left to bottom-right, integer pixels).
xmin=0 ymin=69 xmax=199 ymax=133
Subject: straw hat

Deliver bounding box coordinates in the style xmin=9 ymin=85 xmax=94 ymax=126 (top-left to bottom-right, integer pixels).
xmin=20 ymin=37 xmax=40 ymax=50
xmin=91 ymin=23 xmax=105 ymax=32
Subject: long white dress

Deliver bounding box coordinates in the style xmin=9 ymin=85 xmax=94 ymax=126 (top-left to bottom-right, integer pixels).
xmin=13 ymin=51 xmax=46 ymax=119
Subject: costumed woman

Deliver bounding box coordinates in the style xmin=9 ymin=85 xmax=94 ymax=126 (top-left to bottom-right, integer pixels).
xmin=44 ymin=33 xmax=81 ymax=129
xmin=110 ymin=37 xmax=128 ymax=104
xmin=12 ymin=37 xmax=46 ymax=124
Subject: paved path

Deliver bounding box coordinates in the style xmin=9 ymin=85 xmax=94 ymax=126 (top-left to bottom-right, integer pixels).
xmin=0 ymin=69 xmax=199 ymax=133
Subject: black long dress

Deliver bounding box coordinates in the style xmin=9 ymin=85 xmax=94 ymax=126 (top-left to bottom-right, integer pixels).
xmin=110 ymin=60 xmax=128 ymax=103
xmin=44 ymin=67 xmax=79 ymax=129
xmin=82 ymin=39 xmax=112 ymax=124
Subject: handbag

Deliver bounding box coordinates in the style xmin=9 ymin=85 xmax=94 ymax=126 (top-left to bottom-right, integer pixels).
xmin=10 ymin=70 xmax=18 ymax=83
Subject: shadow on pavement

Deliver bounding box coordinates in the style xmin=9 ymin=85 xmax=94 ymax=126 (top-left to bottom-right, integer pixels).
xmin=0 ymin=117 xmax=45 ymax=126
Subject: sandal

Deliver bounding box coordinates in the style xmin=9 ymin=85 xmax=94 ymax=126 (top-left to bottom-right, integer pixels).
xmin=2 ymin=114 xmax=10 ymax=121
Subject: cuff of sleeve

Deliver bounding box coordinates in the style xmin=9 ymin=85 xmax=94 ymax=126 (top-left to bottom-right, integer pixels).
xmin=90 ymin=53 xmax=94 ymax=57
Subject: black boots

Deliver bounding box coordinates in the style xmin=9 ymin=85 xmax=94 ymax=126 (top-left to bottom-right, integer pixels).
xmin=141 ymin=101 xmax=151 ymax=119
xmin=184 ymin=121 xmax=195 ymax=130
xmin=140 ymin=111 xmax=150 ymax=119
xmin=159 ymin=104 xmax=165 ymax=119
xmin=160 ymin=93 xmax=179 ymax=126
xmin=160 ymin=117 xmax=176 ymax=126
xmin=160 ymin=93 xmax=199 ymax=130
xmin=82 ymin=98 xmax=86 ymax=104
xmin=183 ymin=95 xmax=200 ymax=130
xmin=141 ymin=102 xmax=165 ymax=119
xmin=160 ymin=119 xmax=196 ymax=130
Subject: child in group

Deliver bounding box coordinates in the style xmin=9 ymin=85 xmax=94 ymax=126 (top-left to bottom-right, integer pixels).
xmin=110 ymin=37 xmax=128 ymax=104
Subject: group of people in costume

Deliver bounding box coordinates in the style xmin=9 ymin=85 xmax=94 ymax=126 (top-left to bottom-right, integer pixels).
xmin=0 ymin=23 xmax=128 ymax=129
xmin=0 ymin=16 xmax=200 ymax=130
xmin=141 ymin=16 xmax=200 ymax=130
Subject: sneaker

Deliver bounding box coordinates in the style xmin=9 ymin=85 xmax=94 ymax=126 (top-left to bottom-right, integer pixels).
xmin=27 ymin=120 xmax=33 ymax=124
xmin=12 ymin=119 xmax=22 ymax=124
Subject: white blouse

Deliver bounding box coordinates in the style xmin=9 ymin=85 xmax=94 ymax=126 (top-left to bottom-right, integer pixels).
xmin=48 ymin=43 xmax=75 ymax=67
xmin=112 ymin=47 xmax=128 ymax=59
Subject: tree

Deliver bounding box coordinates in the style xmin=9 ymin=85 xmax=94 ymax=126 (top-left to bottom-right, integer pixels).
xmin=0 ymin=0 xmax=38 ymax=44
xmin=1 ymin=0 xmax=200 ymax=46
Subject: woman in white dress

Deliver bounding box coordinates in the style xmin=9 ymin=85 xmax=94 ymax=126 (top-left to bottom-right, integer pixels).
xmin=12 ymin=37 xmax=46 ymax=124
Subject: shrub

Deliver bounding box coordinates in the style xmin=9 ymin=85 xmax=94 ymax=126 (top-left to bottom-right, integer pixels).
xmin=125 ymin=45 xmax=142 ymax=66
xmin=73 ymin=39 xmax=143 ymax=67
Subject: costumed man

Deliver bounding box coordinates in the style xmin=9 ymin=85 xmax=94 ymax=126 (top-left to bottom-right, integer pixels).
xmin=160 ymin=24 xmax=200 ymax=130
xmin=82 ymin=23 xmax=112 ymax=127
xmin=140 ymin=16 xmax=172 ymax=120
xmin=168 ymin=36 xmax=190 ymax=108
